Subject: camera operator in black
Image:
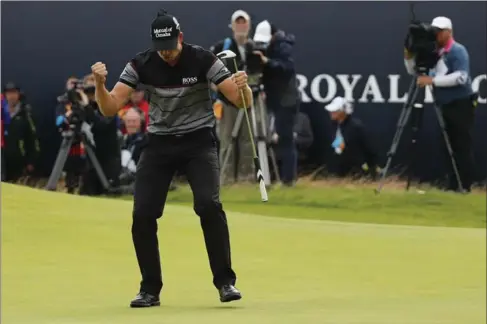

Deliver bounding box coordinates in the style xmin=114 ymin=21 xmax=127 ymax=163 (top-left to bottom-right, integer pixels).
xmin=55 ymin=78 xmax=88 ymax=193
xmin=404 ymin=16 xmax=477 ymax=192
xmin=210 ymin=10 xmax=255 ymax=182
xmin=252 ymin=20 xmax=300 ymax=186
xmin=91 ymin=10 xmax=253 ymax=307
xmin=2 ymin=82 xmax=40 ymax=182
xmin=81 ymin=75 xmax=122 ymax=196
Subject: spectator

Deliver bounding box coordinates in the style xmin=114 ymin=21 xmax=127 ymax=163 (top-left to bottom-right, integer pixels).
xmin=2 ymin=82 xmax=40 ymax=182
xmin=210 ymin=10 xmax=255 ymax=183
xmin=118 ymin=87 xmax=149 ymax=133
xmin=119 ymin=108 xmax=176 ymax=192
xmin=325 ymin=96 xmax=379 ymax=179
xmin=121 ymin=108 xmax=147 ymax=167
xmin=119 ymin=108 xmax=146 ymax=189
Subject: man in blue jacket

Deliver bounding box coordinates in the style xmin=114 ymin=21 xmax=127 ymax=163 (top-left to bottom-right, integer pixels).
xmin=404 ymin=16 xmax=477 ymax=192
xmin=253 ymin=20 xmax=300 ymax=186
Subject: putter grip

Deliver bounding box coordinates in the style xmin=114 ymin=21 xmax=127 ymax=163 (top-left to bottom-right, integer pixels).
xmin=254 ymin=157 xmax=268 ymax=202
xmin=259 ymin=178 xmax=268 ymax=202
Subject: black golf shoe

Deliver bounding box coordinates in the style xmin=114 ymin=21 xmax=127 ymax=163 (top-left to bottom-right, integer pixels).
xmin=219 ymin=284 xmax=242 ymax=303
xmin=130 ymin=291 xmax=160 ymax=308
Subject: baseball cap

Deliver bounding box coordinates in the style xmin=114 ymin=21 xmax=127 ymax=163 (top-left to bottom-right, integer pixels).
xmin=151 ymin=10 xmax=181 ymax=51
xmin=231 ymin=10 xmax=250 ymax=23
xmin=325 ymin=97 xmax=348 ymax=112
xmin=3 ymin=82 xmax=20 ymax=92
xmin=254 ymin=20 xmax=272 ymax=43
xmin=431 ymin=16 xmax=452 ymax=30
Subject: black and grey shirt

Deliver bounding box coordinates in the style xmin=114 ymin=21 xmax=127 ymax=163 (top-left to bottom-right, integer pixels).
xmin=119 ymin=42 xmax=232 ymax=135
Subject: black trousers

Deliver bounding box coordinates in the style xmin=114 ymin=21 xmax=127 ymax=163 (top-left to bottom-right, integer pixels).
xmin=64 ymin=155 xmax=86 ymax=193
xmin=80 ymin=155 xmax=121 ymax=196
xmin=441 ymin=95 xmax=476 ymax=191
xmin=132 ymin=127 xmax=236 ymax=296
xmin=270 ymin=104 xmax=298 ymax=184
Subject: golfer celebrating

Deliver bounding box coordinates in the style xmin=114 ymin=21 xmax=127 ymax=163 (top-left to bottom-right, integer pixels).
xmin=91 ymin=10 xmax=252 ymax=307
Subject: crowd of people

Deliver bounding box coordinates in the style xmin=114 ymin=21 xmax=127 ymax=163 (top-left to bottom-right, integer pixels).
xmin=1 ymin=11 xmax=478 ymax=195
xmin=209 ymin=10 xmax=380 ymax=187
xmin=1 ymin=75 xmax=155 ymax=195
xmin=0 ymin=74 xmax=378 ymax=196
xmin=0 ymin=7 xmax=399 ymax=196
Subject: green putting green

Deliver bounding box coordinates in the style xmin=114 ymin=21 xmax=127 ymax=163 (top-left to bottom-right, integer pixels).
xmin=2 ymin=183 xmax=486 ymax=324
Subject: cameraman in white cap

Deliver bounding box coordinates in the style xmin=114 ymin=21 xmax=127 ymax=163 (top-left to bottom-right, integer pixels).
xmin=325 ymin=97 xmax=379 ymax=179
xmin=404 ymin=16 xmax=477 ymax=192
xmin=210 ymin=10 xmax=254 ymax=183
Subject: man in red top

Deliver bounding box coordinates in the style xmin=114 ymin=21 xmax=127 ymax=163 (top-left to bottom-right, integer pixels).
xmin=118 ymin=87 xmax=149 ymax=133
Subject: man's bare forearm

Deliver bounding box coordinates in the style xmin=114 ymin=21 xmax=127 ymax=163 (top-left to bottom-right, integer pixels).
xmin=95 ymin=84 xmax=120 ymax=117
xmin=235 ymin=85 xmax=253 ymax=109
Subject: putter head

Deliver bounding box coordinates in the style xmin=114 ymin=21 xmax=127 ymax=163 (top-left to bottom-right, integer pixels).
xmin=217 ymin=50 xmax=237 ymax=60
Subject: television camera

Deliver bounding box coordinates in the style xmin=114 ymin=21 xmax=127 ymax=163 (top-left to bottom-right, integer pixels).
xmin=55 ymin=80 xmax=95 ymax=132
xmin=405 ymin=22 xmax=440 ymax=73
xmin=403 ymin=2 xmax=441 ymax=73
xmin=246 ymin=41 xmax=268 ymax=88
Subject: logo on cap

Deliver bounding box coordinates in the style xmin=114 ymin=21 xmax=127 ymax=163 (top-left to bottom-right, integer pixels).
xmin=154 ymin=27 xmax=173 ymax=38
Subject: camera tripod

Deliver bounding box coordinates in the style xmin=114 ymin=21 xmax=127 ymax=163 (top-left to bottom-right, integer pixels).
xmin=375 ymin=73 xmax=464 ymax=193
xmin=219 ymin=82 xmax=280 ymax=186
xmin=45 ymin=124 xmax=111 ymax=192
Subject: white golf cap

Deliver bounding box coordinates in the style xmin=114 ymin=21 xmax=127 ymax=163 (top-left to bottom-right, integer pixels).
xmin=431 ymin=16 xmax=452 ymax=30
xmin=325 ymin=97 xmax=348 ymax=112
xmin=231 ymin=10 xmax=250 ymax=23
xmin=254 ymin=20 xmax=272 ymax=43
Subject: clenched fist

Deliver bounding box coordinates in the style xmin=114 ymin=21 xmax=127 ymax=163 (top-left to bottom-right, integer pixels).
xmin=91 ymin=62 xmax=108 ymax=85
xmin=232 ymin=71 xmax=248 ymax=90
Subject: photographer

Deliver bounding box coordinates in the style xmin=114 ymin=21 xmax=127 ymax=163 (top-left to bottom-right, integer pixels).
xmin=325 ymin=97 xmax=379 ymax=179
xmin=210 ymin=10 xmax=255 ymax=183
xmin=404 ymin=16 xmax=477 ymax=192
xmin=2 ymin=82 xmax=40 ymax=183
xmin=55 ymin=77 xmax=88 ymax=193
xmin=81 ymin=75 xmax=122 ymax=195
xmin=252 ymin=20 xmax=300 ymax=186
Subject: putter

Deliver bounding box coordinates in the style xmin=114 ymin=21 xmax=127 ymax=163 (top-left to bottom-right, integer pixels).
xmin=217 ymin=50 xmax=268 ymax=202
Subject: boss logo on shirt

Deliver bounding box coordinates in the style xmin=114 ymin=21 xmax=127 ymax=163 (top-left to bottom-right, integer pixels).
xmin=182 ymin=76 xmax=198 ymax=85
